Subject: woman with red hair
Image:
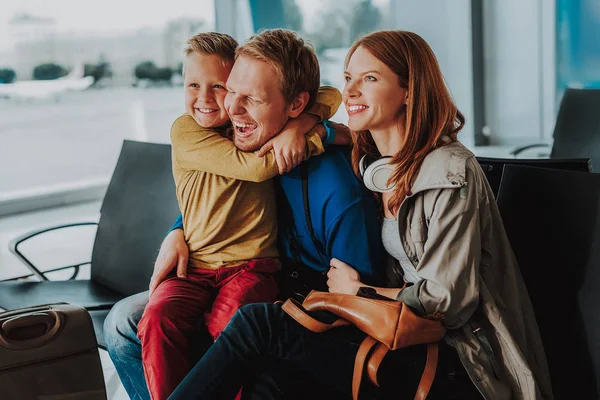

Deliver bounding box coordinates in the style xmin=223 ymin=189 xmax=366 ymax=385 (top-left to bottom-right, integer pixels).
xmin=169 ymin=30 xmax=553 ymax=400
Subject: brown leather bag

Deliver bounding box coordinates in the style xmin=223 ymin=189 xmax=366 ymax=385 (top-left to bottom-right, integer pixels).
xmin=281 ymin=290 xmax=446 ymax=400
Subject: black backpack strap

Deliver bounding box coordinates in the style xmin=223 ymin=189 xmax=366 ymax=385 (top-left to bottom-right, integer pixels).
xmin=301 ymin=163 xmax=329 ymax=267
xmin=275 ymin=177 xmax=304 ymax=274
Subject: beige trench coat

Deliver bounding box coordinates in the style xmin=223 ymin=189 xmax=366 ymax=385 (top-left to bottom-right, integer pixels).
xmin=389 ymin=141 xmax=554 ymax=399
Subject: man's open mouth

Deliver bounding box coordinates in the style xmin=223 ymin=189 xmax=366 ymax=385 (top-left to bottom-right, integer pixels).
xmin=233 ymin=121 xmax=258 ymax=136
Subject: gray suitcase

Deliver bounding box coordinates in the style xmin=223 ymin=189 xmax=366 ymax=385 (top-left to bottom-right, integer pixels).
xmin=0 ymin=303 xmax=107 ymax=400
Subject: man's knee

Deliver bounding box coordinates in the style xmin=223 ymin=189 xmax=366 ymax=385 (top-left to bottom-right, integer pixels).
xmin=104 ymin=291 xmax=148 ymax=348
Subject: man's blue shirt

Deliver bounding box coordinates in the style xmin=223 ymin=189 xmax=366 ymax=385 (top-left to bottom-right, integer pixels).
xmin=169 ymin=146 xmax=386 ymax=285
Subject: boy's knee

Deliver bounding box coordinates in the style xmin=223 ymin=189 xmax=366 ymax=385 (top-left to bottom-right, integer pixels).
xmin=138 ymin=296 xmax=191 ymax=336
xmin=139 ymin=300 xmax=169 ymax=327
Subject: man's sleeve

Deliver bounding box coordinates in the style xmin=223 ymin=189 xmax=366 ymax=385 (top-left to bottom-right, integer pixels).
xmin=171 ymin=115 xmax=323 ymax=182
xmin=167 ymin=214 xmax=183 ymax=234
xmin=325 ymin=199 xmax=386 ymax=286
xmin=304 ymin=86 xmax=343 ymax=121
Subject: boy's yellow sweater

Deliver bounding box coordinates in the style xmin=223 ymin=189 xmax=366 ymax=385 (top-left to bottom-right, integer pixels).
xmin=170 ymin=87 xmax=342 ymax=269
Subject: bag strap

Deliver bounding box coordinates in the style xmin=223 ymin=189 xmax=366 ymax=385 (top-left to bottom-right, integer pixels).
xmin=367 ymin=342 xmax=389 ymax=386
xmin=415 ymin=343 xmax=439 ymax=400
xmin=281 ymin=298 xmax=350 ymax=332
xmin=352 ymin=339 xmax=439 ymax=400
xmin=353 ymin=336 xmax=379 ymax=400
xmin=275 ymin=177 xmax=306 ymax=276
xmin=300 ymin=163 xmax=329 ymax=267
xmin=282 ymin=298 xmax=440 ymax=400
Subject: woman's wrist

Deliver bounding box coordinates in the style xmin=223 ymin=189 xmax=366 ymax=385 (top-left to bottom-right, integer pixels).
xmin=353 ymin=281 xmax=369 ymax=295
xmin=355 ymin=285 xmax=403 ymax=300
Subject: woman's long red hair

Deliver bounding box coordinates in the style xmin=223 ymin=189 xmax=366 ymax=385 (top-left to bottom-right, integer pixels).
xmin=347 ymin=30 xmax=465 ymax=215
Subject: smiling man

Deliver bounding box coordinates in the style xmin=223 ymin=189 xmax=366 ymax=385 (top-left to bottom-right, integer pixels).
xmin=104 ymin=29 xmax=386 ymax=400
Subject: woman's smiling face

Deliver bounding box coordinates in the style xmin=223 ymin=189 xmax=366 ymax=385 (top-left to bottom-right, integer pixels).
xmin=342 ymin=45 xmax=407 ymax=132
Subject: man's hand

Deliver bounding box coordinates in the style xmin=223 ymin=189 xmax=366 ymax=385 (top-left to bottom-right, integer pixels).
xmin=149 ymin=229 xmax=188 ymax=297
xmin=256 ymin=113 xmax=319 ymax=174
xmin=327 ymin=258 xmax=362 ymax=295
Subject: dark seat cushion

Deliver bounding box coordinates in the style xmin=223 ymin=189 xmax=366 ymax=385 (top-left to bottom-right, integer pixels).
xmin=88 ymin=309 xmax=111 ymax=349
xmin=0 ymin=280 xmax=123 ymax=311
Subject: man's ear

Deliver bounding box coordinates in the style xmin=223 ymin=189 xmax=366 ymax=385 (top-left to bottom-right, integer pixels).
xmin=287 ymin=92 xmax=310 ymax=118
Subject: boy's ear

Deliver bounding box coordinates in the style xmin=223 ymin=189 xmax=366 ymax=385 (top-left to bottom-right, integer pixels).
xmin=287 ymin=92 xmax=310 ymax=118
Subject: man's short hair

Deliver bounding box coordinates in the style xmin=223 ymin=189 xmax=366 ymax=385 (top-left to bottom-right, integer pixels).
xmin=184 ymin=32 xmax=238 ymax=63
xmin=236 ymin=29 xmax=320 ymax=109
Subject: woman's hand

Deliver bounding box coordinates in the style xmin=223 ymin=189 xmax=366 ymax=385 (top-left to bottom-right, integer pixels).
xmin=149 ymin=229 xmax=188 ymax=297
xmin=256 ymin=113 xmax=319 ymax=174
xmin=327 ymin=258 xmax=363 ymax=295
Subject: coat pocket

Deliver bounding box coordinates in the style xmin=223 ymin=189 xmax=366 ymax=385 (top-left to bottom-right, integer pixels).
xmin=409 ymin=220 xmax=428 ymax=261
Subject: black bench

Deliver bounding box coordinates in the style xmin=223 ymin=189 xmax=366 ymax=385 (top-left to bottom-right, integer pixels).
xmin=497 ymin=165 xmax=600 ymax=399
xmin=0 ymin=140 xmax=180 ymax=348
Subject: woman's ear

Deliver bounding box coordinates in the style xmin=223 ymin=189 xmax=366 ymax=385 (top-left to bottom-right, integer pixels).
xmin=287 ymin=92 xmax=310 ymax=118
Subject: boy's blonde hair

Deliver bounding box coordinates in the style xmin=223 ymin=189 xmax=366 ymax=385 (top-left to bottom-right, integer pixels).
xmin=184 ymin=32 xmax=238 ymax=65
xmin=236 ymin=29 xmax=320 ymax=109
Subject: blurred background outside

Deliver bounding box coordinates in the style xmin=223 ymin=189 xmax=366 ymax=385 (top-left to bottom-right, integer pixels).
xmin=0 ymin=0 xmax=599 ymax=264
xmin=1 ymin=0 xmax=599 ymax=208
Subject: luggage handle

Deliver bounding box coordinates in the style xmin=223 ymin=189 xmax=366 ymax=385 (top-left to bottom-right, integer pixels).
xmin=0 ymin=311 xmax=62 ymax=349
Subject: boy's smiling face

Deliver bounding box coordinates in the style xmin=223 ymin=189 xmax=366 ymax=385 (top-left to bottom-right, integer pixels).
xmin=183 ymin=52 xmax=233 ymax=128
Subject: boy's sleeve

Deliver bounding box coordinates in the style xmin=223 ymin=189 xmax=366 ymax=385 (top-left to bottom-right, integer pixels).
xmin=171 ymin=115 xmax=324 ymax=182
xmin=303 ymin=131 xmax=325 ymax=161
xmin=304 ymin=86 xmax=343 ymax=121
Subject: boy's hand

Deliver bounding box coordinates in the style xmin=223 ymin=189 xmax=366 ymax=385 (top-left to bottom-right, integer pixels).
xmin=149 ymin=229 xmax=188 ymax=297
xmin=257 ymin=113 xmax=319 ymax=174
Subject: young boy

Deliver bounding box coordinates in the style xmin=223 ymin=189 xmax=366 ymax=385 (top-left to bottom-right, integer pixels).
xmin=137 ymin=32 xmax=342 ymax=400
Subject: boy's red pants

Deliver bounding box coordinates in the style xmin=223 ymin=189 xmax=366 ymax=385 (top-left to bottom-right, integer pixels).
xmin=137 ymin=258 xmax=280 ymax=400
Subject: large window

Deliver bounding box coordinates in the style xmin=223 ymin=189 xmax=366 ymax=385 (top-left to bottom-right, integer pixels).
xmin=5 ymin=0 xmax=574 ymax=211
xmin=0 ymin=0 xmax=214 ymax=203
xmin=0 ymin=0 xmax=392 ymax=209
xmin=556 ymin=0 xmax=600 ymax=96
xmin=0 ymin=0 xmax=391 ymax=210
